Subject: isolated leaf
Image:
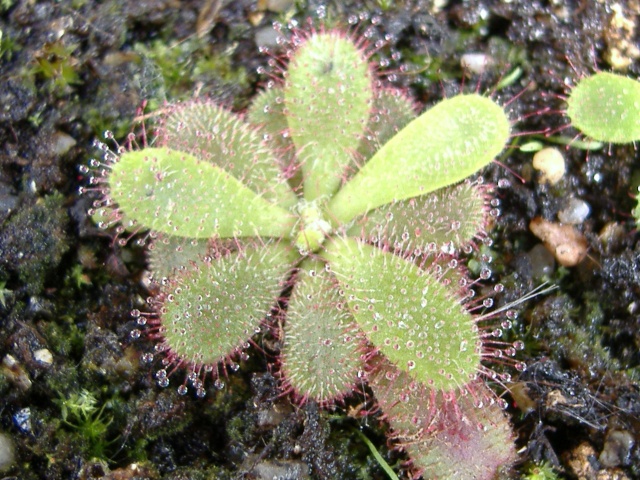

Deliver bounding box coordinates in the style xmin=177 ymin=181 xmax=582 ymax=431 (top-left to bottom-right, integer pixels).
xmin=567 ymin=71 xmax=640 ymax=144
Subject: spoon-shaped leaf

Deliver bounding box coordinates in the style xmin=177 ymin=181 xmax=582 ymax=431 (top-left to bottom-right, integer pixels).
xmin=108 ymin=147 xmax=295 ymax=239
xmin=285 ymin=31 xmax=373 ymax=201
xmin=162 ymin=100 xmax=298 ymax=208
xmin=346 ymin=180 xmax=489 ymax=253
xmin=159 ymin=241 xmax=297 ymax=366
xmin=368 ymin=355 xmax=516 ymax=480
xmin=321 ymin=237 xmax=481 ymax=392
xmin=280 ymin=258 xmax=364 ymax=404
xmin=567 ymin=71 xmax=640 ymax=144
xmin=328 ymin=94 xmax=509 ymax=224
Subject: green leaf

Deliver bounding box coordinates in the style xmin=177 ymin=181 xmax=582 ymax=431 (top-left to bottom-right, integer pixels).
xmin=280 ymin=259 xmax=364 ymax=404
xmin=162 ymin=100 xmax=298 ymax=208
xmin=328 ymin=94 xmax=510 ymax=224
xmin=160 ymin=241 xmax=297 ymax=366
xmin=355 ymin=88 xmax=417 ymax=165
xmin=321 ymin=237 xmax=481 ymax=392
xmin=368 ymin=355 xmax=516 ymax=480
xmin=147 ymin=235 xmax=211 ymax=281
xmin=108 ymin=147 xmax=295 ymax=239
xmin=346 ymin=180 xmax=489 ymax=253
xmin=246 ymin=87 xmax=302 ymax=194
xmin=567 ymin=71 xmax=640 ymax=144
xmin=285 ymin=32 xmax=373 ymax=201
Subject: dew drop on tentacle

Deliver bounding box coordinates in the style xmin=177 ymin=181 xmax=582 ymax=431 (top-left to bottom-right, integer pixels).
xmin=156 ymin=369 xmax=169 ymax=387
xmin=498 ymin=178 xmax=510 ymax=188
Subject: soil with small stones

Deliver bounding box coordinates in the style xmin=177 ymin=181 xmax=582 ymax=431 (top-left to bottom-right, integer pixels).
xmin=0 ymin=1 xmax=638 ymax=479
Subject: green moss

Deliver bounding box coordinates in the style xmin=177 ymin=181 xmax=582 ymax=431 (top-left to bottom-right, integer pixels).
xmin=55 ymin=389 xmax=118 ymax=460
xmin=522 ymin=461 xmax=562 ymax=480
xmin=133 ymin=37 xmax=250 ymax=103
xmin=0 ymin=29 xmax=20 ymax=60
xmin=29 ymin=40 xmax=82 ymax=96
xmin=524 ymin=292 xmax=618 ymax=372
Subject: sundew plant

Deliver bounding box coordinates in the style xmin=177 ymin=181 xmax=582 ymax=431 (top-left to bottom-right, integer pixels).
xmin=84 ymin=27 xmax=536 ymax=478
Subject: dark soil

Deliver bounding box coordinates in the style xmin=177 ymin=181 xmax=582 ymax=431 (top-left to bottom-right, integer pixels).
xmin=0 ymin=0 xmax=638 ymax=479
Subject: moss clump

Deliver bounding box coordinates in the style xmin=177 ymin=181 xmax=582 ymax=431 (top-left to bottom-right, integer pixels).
xmin=0 ymin=193 xmax=69 ymax=295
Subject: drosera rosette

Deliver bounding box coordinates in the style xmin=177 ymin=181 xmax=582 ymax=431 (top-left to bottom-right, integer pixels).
xmin=81 ymin=24 xmax=541 ymax=474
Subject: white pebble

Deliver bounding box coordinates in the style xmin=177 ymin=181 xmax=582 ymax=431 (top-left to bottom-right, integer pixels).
xmin=254 ymin=26 xmax=280 ymax=49
xmin=527 ymin=243 xmax=555 ymax=278
xmin=533 ymin=147 xmax=565 ymax=185
xmin=33 ymin=348 xmax=53 ymax=366
xmin=51 ymin=131 xmax=77 ymax=156
xmin=0 ymin=432 xmax=15 ymax=472
xmin=266 ymin=0 xmax=294 ymax=12
xmin=461 ymin=53 xmax=491 ymax=75
xmin=558 ymin=198 xmax=590 ymax=224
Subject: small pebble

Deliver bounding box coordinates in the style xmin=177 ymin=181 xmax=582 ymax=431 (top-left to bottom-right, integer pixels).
xmin=533 ymin=147 xmax=565 ymax=185
xmin=598 ymin=222 xmax=625 ymax=249
xmin=33 ymin=348 xmax=53 ymax=366
xmin=1 ymin=354 xmax=32 ymax=391
xmin=529 ymin=217 xmax=588 ymax=267
xmin=461 ymin=53 xmax=492 ymax=74
xmin=264 ymin=0 xmax=294 ymax=12
xmin=558 ymin=198 xmax=590 ymax=224
xmin=51 ymin=131 xmax=76 ymax=156
xmin=600 ymin=429 xmax=634 ymax=467
xmin=527 ymin=243 xmax=556 ymax=278
xmin=0 ymin=432 xmax=16 ymax=472
xmin=12 ymin=408 xmax=32 ymax=434
xmin=254 ymin=25 xmax=281 ymax=49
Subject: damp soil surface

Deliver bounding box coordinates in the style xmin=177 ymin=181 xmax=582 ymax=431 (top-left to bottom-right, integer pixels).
xmin=0 ymin=1 xmax=639 ymax=479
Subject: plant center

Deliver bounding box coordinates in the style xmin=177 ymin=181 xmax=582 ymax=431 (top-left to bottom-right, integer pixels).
xmin=294 ymin=199 xmax=332 ymax=254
